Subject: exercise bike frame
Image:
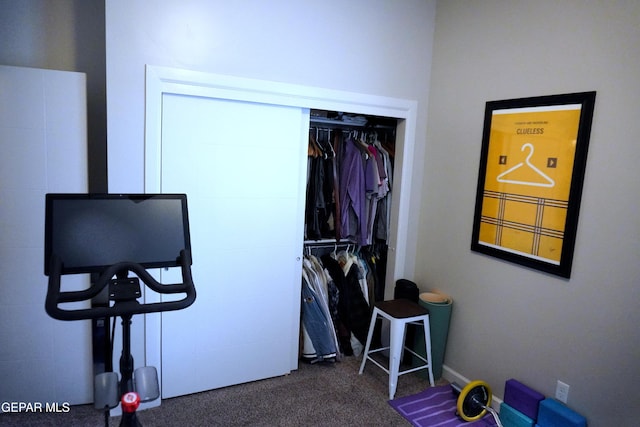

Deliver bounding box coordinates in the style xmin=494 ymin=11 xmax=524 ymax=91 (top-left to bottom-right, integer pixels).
xmin=46 ymin=249 xmax=196 ymax=320
xmin=45 ymin=249 xmax=196 ymax=426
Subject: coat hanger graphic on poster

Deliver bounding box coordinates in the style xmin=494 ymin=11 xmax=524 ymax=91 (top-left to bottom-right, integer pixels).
xmin=496 ymin=142 xmax=555 ymax=188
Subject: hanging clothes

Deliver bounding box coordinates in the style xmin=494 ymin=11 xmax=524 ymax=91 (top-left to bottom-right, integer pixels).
xmin=305 ymin=133 xmax=326 ymax=240
xmin=302 ymin=114 xmax=395 ymax=364
xmin=305 ymin=130 xmax=338 ymax=240
xmin=360 ymin=244 xmax=388 ymax=303
xmin=331 ymin=130 xmax=342 ymax=241
xmin=305 ymin=123 xmax=394 ymax=246
xmin=373 ymin=138 xmax=393 ymax=243
xmin=300 ymin=256 xmax=339 ymax=363
xmin=339 ymin=135 xmax=368 ymax=246
xmin=320 ymin=252 xmax=370 ymax=356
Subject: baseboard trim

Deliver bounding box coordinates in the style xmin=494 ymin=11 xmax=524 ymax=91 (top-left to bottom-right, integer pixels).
xmin=441 ymin=364 xmax=503 ymax=411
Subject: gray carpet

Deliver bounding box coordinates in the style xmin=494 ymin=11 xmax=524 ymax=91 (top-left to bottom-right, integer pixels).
xmin=0 ymin=356 xmax=447 ymax=426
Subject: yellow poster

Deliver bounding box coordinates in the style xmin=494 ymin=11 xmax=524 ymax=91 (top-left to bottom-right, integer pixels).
xmin=478 ymin=105 xmax=582 ymax=264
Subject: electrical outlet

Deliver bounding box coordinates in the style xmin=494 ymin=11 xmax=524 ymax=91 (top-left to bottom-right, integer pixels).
xmin=555 ymin=380 xmax=570 ymax=403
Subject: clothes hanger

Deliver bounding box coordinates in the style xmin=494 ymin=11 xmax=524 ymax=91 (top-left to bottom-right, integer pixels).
xmin=318 ymin=128 xmax=332 ymax=159
xmin=496 ymin=143 xmax=555 ymax=188
xmin=352 ymin=130 xmax=370 ymax=159
xmin=308 ymin=129 xmax=323 ymax=158
xmin=326 ymin=129 xmax=335 ymax=157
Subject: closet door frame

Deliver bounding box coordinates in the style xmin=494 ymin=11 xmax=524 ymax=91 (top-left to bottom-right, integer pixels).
xmin=143 ymin=64 xmax=418 ymax=397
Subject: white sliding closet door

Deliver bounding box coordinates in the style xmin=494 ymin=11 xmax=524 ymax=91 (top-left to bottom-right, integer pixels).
xmin=158 ymin=93 xmax=308 ymax=398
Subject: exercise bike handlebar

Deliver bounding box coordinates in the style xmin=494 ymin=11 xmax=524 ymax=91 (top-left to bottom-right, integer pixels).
xmin=45 ymin=249 xmax=196 ymax=321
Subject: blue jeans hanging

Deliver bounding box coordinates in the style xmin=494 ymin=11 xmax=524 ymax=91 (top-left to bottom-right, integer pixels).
xmin=301 ymin=280 xmax=337 ymax=358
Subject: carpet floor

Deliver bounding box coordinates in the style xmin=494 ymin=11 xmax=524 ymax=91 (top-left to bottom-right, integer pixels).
xmin=0 ymin=356 xmax=447 ymax=427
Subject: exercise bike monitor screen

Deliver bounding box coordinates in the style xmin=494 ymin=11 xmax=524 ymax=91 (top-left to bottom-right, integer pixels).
xmin=44 ymin=193 xmax=191 ymax=276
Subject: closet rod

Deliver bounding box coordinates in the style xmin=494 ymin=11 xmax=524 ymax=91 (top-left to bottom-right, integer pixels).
xmin=304 ymin=239 xmax=355 ymax=248
xmin=303 ymin=242 xmax=356 ymax=256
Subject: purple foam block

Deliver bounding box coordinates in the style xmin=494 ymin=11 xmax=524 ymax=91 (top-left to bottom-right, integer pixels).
xmin=503 ymin=379 xmax=545 ymax=421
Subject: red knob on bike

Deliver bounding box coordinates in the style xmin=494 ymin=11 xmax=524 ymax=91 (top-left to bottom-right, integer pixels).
xmin=121 ymin=391 xmax=141 ymax=413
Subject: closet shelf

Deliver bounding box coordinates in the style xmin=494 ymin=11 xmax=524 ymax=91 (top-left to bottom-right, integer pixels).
xmin=310 ymin=117 xmax=367 ymax=128
xmin=310 ymin=115 xmax=397 ymax=130
xmin=310 ymin=118 xmax=396 ymax=130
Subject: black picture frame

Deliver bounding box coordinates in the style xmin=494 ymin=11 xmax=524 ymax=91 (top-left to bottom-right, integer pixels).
xmin=471 ymin=91 xmax=596 ymax=278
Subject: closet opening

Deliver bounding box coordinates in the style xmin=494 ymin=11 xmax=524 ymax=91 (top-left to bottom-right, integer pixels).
xmin=301 ymin=109 xmax=399 ymax=364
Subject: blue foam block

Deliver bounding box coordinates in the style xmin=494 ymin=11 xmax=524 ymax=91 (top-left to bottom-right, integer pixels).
xmin=500 ymin=402 xmax=535 ymax=427
xmin=503 ymin=379 xmax=545 ymax=421
xmin=537 ymin=398 xmax=587 ymax=427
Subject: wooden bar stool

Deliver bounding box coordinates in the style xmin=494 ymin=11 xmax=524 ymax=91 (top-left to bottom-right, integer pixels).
xmin=359 ymin=299 xmax=435 ymax=399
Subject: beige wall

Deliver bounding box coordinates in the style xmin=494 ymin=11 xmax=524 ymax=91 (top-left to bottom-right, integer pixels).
xmin=420 ymin=1 xmax=640 ymax=425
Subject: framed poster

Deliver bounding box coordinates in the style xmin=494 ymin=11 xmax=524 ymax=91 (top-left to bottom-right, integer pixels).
xmin=471 ymin=92 xmax=596 ymax=278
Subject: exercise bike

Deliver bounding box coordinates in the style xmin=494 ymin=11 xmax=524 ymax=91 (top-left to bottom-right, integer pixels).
xmin=44 ymin=194 xmax=197 ymax=427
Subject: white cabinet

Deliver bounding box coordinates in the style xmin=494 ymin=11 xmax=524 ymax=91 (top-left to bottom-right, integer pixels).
xmin=0 ymin=65 xmax=90 ymax=404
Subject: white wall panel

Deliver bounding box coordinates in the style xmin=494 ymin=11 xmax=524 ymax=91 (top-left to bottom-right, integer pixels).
xmin=0 ymin=65 xmax=91 ymax=406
